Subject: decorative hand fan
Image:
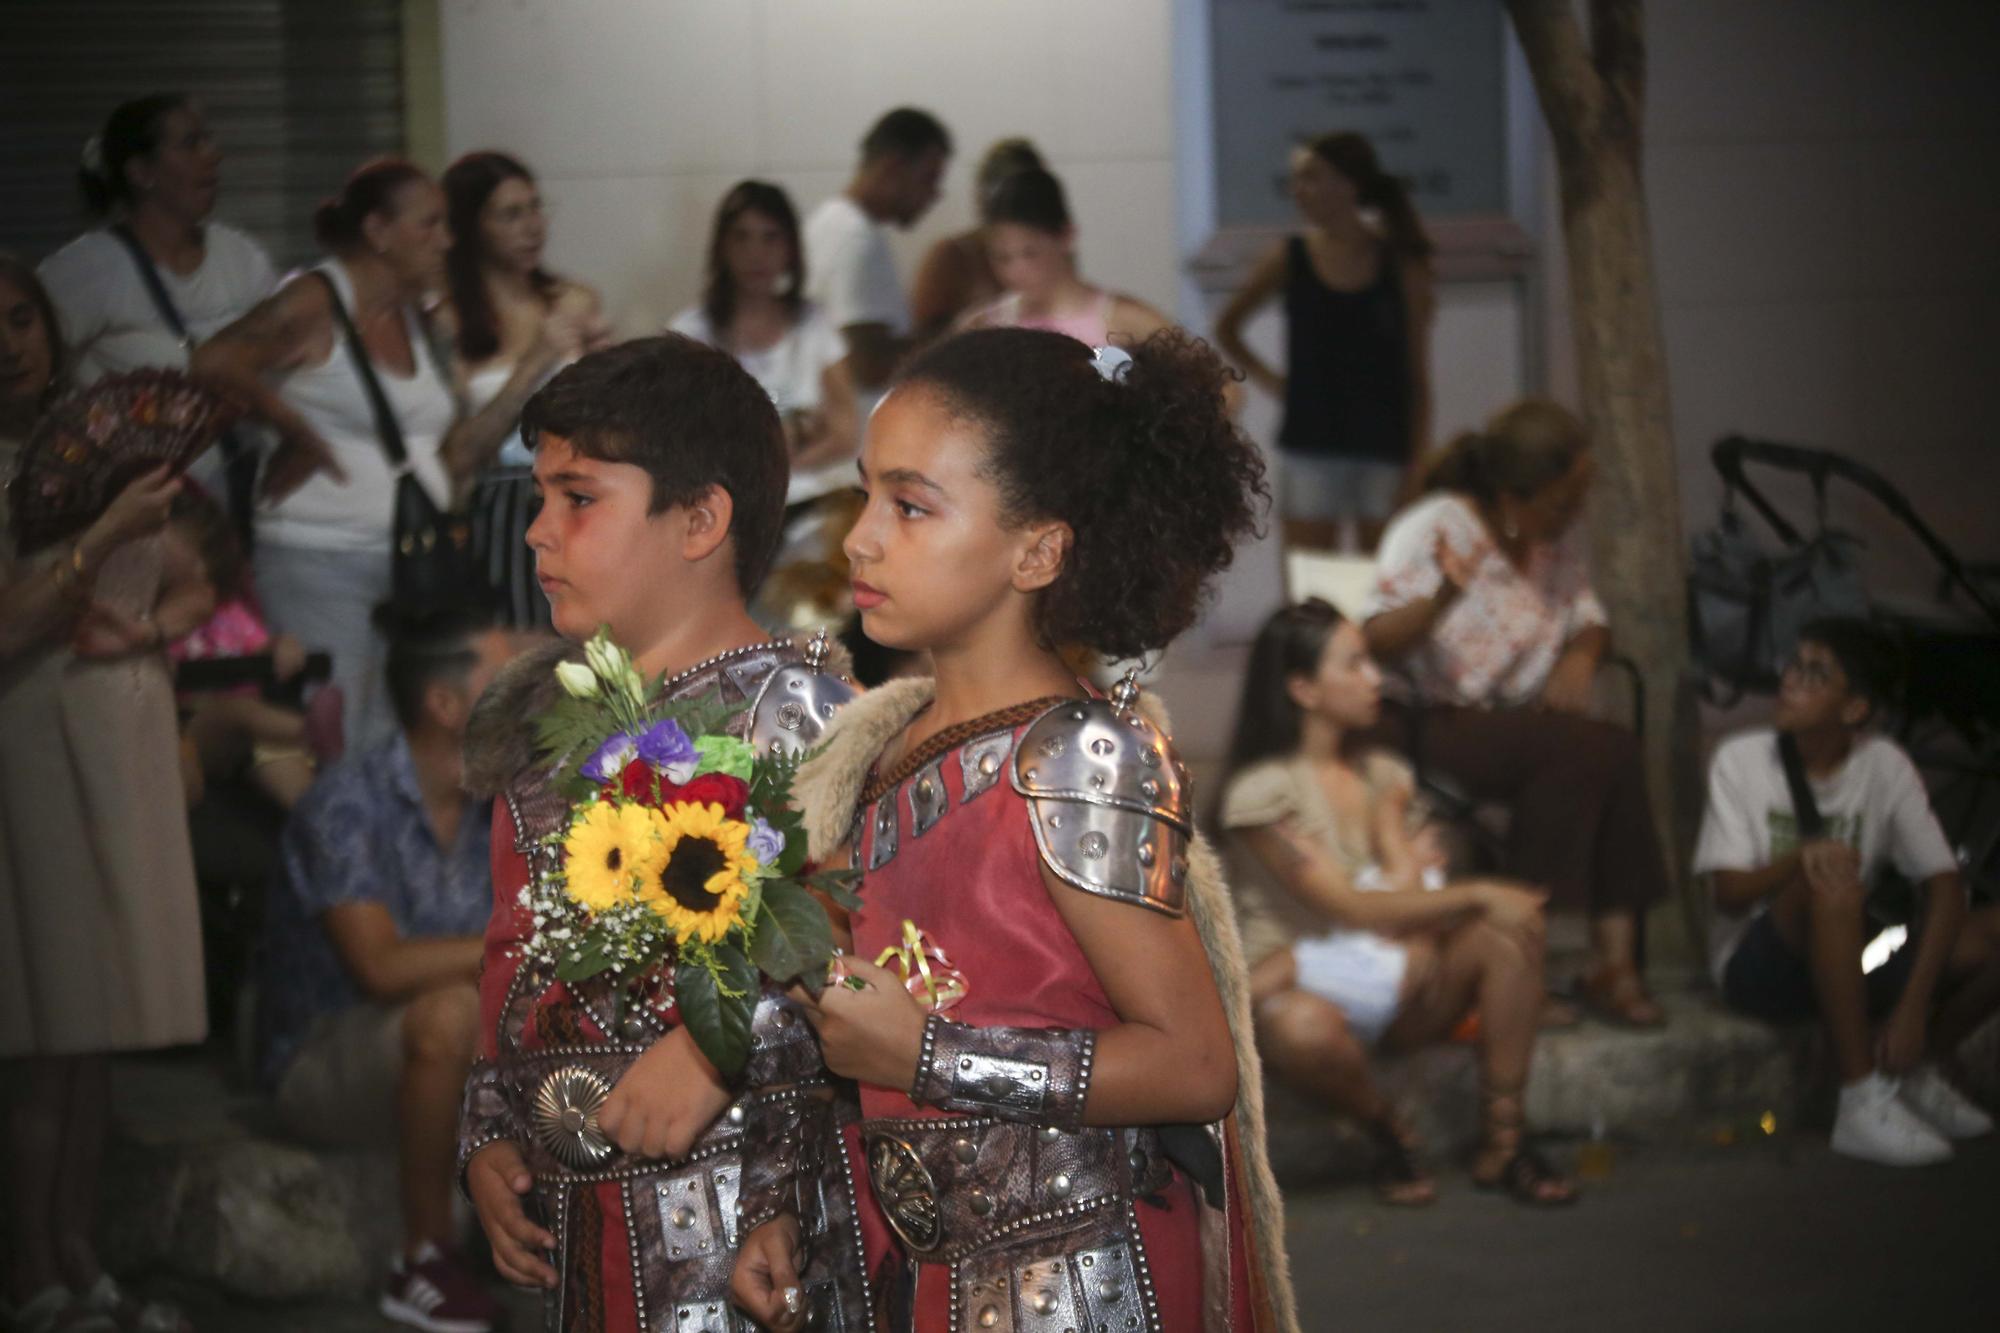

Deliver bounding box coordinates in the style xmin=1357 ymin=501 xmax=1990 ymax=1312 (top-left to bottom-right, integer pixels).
xmin=7 ymin=369 xmax=247 ymax=555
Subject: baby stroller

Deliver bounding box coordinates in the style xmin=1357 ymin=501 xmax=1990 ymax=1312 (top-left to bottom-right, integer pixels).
xmin=1688 ymin=435 xmax=2000 ymax=908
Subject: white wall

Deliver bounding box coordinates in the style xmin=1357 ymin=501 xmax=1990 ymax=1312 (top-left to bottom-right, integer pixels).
xmin=438 ymin=0 xmax=1179 ymax=334
xmin=1607 ymin=0 xmax=1998 ymax=603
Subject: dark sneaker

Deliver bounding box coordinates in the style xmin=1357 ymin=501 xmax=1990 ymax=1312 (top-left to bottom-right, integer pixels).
xmin=379 ymin=1243 xmax=502 ymax=1333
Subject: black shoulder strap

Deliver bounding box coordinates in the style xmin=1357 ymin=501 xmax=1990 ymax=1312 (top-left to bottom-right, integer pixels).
xmin=1776 ymin=731 xmax=1826 ymax=838
xmin=311 ymin=269 xmax=409 ymax=469
xmin=109 ymin=224 xmax=190 ymax=341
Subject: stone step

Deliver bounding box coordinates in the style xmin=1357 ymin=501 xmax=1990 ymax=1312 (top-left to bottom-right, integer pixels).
xmin=1263 ymin=986 xmax=1823 ymax=1186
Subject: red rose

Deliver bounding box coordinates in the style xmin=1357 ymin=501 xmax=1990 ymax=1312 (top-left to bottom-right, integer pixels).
xmin=613 ymin=759 xmax=656 ymax=802
xmin=664 ymin=772 xmax=750 ymax=821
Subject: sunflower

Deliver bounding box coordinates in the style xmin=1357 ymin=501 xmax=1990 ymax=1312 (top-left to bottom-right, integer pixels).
xmin=637 ymin=801 xmax=758 ymax=943
xmin=562 ymin=801 xmax=669 ymax=912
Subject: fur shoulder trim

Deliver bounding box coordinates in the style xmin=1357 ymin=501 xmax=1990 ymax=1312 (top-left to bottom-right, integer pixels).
xmin=1136 ymin=691 xmax=1299 ymax=1331
xmin=794 ymin=675 xmax=936 ymax=856
xmin=462 ymin=638 xmax=579 ymax=798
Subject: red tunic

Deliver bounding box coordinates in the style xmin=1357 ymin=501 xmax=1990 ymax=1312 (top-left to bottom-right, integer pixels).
xmin=849 ymin=713 xmax=1251 ymax=1331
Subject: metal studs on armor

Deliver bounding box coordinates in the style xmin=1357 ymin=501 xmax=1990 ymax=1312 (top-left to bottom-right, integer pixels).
xmin=1012 ymin=696 xmax=1193 ymax=917
xmin=977 ymin=1307 xmax=1000 ymax=1328
xmin=969 ymin=1187 xmax=993 ymax=1216
xmin=1048 ymin=1172 xmax=1073 ymax=1199
xmin=953 ymin=1136 xmax=977 ymax=1164
xmin=671 ymin=1205 xmax=696 ymax=1229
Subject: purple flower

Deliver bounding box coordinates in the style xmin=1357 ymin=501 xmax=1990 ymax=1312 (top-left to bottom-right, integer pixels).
xmin=580 ymin=732 xmax=637 ymax=783
xmin=747 ymin=817 xmax=786 ymax=867
xmin=637 ymin=718 xmax=699 ymax=782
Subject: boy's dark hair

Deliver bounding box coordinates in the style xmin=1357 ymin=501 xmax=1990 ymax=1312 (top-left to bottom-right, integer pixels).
xmin=861 ymin=107 xmax=952 ymax=163
xmin=375 ymin=602 xmax=497 ymax=730
xmin=1798 ymin=616 xmax=1904 ymax=723
xmin=982 ymin=167 xmax=1071 ymax=233
xmin=892 ymin=327 xmax=1268 ymax=660
xmin=519 ymin=336 xmax=787 ymax=596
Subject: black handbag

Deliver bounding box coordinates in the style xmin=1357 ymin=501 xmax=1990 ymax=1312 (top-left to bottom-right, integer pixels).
xmin=108 ymin=224 xmax=259 ymax=544
xmin=313 ymin=271 xmax=477 ymax=613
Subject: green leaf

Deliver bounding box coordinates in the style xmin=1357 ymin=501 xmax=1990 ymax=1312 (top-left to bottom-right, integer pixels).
xmin=805 ymin=867 xmax=864 ymax=912
xmin=749 ymin=880 xmax=835 ymax=982
xmin=676 ymin=948 xmax=755 ymax=1075
xmin=556 ymin=936 xmax=616 ymax=984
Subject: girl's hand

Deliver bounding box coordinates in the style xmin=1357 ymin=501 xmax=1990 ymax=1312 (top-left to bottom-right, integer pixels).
xmin=1434 ymin=532 xmax=1481 ymax=598
xmin=730 ymin=1215 xmax=807 ymax=1331
xmin=791 ymin=955 xmax=927 ymax=1090
xmin=86 ymin=466 xmax=180 ymax=555
xmin=1471 ymin=882 xmax=1547 ymax=948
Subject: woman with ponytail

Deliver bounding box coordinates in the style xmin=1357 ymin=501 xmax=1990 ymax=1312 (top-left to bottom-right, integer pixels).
xmin=39 ymin=94 xmax=278 ymax=523
xmin=1361 ymin=400 xmax=1669 ymax=1027
xmin=1216 ymin=131 xmax=1435 ymax=552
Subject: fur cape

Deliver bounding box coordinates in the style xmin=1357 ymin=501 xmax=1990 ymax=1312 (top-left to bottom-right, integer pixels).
xmin=793 ymin=678 xmax=1302 ymax=1333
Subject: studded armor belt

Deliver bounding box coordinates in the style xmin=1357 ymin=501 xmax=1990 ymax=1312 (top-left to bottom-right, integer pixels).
xmin=863 ymin=1117 xmax=1170 ymax=1265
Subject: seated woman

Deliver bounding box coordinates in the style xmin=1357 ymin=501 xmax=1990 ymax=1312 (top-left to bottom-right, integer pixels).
xmin=1362 ymin=400 xmax=1668 ymax=1027
xmin=956 ymin=166 xmax=1173 ymax=347
xmin=1219 ymin=599 xmax=1575 ymax=1206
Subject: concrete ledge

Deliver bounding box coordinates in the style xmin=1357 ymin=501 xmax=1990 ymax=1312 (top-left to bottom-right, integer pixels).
xmin=1264 ymin=989 xmax=1821 ymax=1185
xmin=100 ymin=1058 xmax=399 ymax=1301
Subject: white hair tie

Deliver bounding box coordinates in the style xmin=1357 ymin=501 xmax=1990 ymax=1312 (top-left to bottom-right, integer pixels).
xmin=81 ymin=135 xmax=106 ymax=177
xmin=1090 ymin=344 xmax=1133 ymax=384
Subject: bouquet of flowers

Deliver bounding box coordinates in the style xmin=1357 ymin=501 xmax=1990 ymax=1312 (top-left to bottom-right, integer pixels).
xmin=522 ymin=631 xmax=858 ymax=1074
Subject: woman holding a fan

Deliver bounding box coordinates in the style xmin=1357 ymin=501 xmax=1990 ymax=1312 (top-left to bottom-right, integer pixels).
xmin=1 ymin=254 xmax=209 ymax=1333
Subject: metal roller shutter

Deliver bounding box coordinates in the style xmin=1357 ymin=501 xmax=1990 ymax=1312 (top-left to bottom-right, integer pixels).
xmin=0 ymin=0 xmax=405 ymax=269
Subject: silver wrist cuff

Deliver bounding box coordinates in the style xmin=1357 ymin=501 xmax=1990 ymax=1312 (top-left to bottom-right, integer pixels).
xmin=908 ymin=1014 xmax=1095 ymax=1131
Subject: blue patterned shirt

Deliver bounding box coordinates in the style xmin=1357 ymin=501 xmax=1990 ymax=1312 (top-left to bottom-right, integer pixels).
xmin=256 ymin=733 xmax=493 ymax=1087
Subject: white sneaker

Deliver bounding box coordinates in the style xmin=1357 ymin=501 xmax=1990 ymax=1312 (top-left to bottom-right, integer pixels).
xmin=1830 ymin=1073 xmax=1954 ymax=1166
xmin=1898 ymin=1064 xmax=1995 ymax=1139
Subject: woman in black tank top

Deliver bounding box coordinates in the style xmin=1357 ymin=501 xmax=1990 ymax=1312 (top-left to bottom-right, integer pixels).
xmin=1218 ymin=132 xmax=1435 ymax=551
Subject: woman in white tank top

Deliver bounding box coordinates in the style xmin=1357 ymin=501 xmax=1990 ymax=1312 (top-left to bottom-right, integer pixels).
xmin=435 ymin=152 xmax=607 ymax=627
xmin=194 ymin=159 xmax=542 ymax=750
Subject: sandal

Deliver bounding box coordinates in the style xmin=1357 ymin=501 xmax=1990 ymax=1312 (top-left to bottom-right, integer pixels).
xmin=1577 ymin=963 xmax=1665 ymax=1028
xmin=1470 ymin=1086 xmax=1577 ymax=1207
xmin=1366 ymin=1114 xmax=1437 ymax=1207
xmin=1473 ymin=1144 xmax=1579 ymax=1207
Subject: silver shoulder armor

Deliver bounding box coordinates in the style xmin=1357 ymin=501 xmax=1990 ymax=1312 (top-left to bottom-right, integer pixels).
xmin=748 ymin=633 xmax=857 ymax=760
xmin=1010 ymin=689 xmax=1192 ymax=917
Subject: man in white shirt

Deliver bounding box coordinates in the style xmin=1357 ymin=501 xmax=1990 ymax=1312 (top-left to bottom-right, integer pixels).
xmin=1695 ymin=618 xmax=2000 ymax=1165
xmin=803 ymin=107 xmax=952 ymax=412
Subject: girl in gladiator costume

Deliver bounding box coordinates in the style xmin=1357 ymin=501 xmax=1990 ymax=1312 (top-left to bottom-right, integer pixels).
xmin=731 ymin=327 xmax=1299 ymax=1332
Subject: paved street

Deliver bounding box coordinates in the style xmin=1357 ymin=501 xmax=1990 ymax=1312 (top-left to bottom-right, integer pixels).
xmin=153 ymin=1132 xmax=1993 ymax=1331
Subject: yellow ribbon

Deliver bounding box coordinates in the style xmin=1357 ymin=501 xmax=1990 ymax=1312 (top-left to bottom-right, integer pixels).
xmin=874 ymin=919 xmax=968 ymax=1013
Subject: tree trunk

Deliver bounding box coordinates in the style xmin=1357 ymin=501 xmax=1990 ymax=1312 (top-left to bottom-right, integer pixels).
xmin=1507 ymin=0 xmax=1704 ymax=954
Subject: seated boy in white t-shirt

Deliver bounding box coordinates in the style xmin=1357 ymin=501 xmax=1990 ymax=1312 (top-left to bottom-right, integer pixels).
xmin=1695 ymin=617 xmax=2000 ymax=1166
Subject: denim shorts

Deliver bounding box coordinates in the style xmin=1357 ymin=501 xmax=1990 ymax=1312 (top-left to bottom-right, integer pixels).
xmin=1720 ymin=911 xmax=1915 ymax=1023
xmin=1279 ymin=452 xmax=1406 ymax=522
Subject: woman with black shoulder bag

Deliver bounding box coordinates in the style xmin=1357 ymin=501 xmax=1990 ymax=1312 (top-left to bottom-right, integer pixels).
xmin=195 ymin=158 xmax=554 ymax=752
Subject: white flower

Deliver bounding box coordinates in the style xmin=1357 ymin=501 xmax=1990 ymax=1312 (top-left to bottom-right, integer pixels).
xmin=555 ymin=661 xmax=600 ymax=699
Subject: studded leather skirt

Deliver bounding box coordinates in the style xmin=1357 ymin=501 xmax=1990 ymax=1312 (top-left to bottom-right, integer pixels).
xmin=863 ymin=1117 xmax=1182 ymax=1332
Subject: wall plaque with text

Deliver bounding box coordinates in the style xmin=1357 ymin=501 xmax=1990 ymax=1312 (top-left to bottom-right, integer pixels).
xmin=1210 ymin=0 xmax=1509 ymax=227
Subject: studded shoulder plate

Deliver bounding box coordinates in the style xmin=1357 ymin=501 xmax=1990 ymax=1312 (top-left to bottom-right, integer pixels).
xmin=746 ymin=635 xmax=856 ymax=762
xmin=1009 ymin=695 xmax=1192 ymax=917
